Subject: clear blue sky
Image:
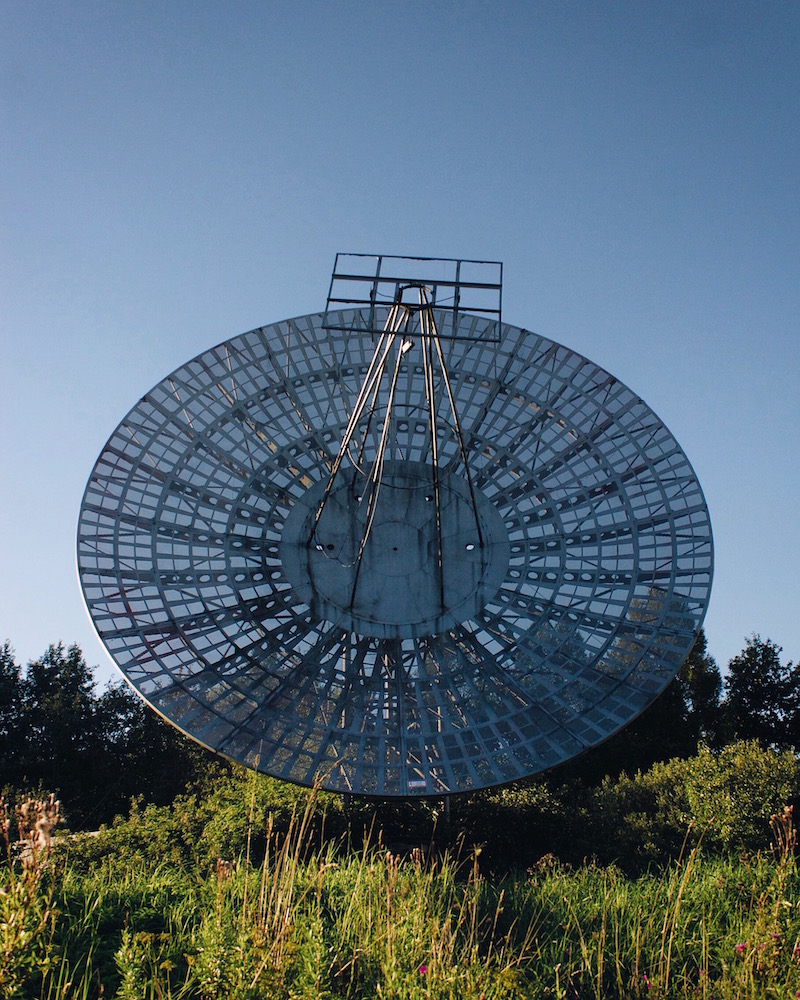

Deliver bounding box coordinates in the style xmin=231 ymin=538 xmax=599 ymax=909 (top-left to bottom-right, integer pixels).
xmin=2 ymin=1 xmax=798 ymax=685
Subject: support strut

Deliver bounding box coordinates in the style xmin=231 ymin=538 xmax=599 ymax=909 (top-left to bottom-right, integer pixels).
xmin=309 ymin=284 xmax=485 ymax=616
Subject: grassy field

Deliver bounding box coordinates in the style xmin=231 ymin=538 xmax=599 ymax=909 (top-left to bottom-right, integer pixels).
xmin=2 ymin=793 xmax=800 ymax=999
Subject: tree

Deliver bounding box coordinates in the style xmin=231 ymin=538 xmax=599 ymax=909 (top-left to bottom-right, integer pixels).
xmin=19 ymin=643 xmax=105 ymax=826
xmin=680 ymin=629 xmax=722 ymax=745
xmin=0 ymin=640 xmax=24 ymax=788
xmin=721 ymin=635 xmax=799 ymax=751
xmin=94 ymin=679 xmax=222 ymax=817
xmin=0 ymin=639 xmax=226 ymax=829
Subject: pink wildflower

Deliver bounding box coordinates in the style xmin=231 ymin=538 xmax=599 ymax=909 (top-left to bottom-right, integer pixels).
xmin=734 ymin=943 xmax=746 ymax=954
xmin=418 ymin=964 xmax=428 ymax=975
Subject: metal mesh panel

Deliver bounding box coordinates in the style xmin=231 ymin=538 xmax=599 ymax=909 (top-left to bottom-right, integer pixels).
xmin=77 ymin=309 xmax=713 ymax=796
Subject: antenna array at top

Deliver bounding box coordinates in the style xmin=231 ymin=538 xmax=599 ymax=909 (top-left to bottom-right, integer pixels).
xmin=323 ymin=253 xmax=503 ymax=342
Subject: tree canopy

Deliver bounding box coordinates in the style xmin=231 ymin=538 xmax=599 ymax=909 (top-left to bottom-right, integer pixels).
xmin=0 ymin=642 xmax=218 ymax=828
xmin=721 ymin=634 xmax=799 ymax=750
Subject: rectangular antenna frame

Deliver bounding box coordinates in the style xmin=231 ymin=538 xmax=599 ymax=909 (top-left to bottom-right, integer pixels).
xmin=323 ymin=253 xmax=503 ymax=343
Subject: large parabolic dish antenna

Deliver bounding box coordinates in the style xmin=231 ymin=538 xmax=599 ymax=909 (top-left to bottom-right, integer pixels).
xmin=77 ymin=255 xmax=713 ymax=796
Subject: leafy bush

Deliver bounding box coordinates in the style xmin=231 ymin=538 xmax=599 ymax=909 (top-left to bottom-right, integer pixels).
xmin=590 ymin=740 xmax=799 ymax=869
xmin=67 ymin=766 xmax=345 ymax=876
xmin=64 ymin=741 xmax=797 ymax=880
xmin=592 ymin=756 xmax=694 ymax=868
xmin=683 ymin=740 xmax=798 ymax=851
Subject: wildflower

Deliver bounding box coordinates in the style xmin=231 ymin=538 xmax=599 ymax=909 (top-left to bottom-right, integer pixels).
xmin=734 ymin=943 xmax=746 ymax=954
xmin=770 ymin=931 xmax=781 ymax=941
xmin=418 ymin=964 xmax=428 ymax=975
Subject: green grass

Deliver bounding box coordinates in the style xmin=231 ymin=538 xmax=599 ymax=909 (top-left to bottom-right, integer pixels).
xmin=3 ymin=800 xmax=800 ymax=999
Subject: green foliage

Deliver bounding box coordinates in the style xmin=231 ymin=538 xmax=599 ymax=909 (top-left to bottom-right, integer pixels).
xmin=447 ymin=779 xmax=586 ymax=869
xmin=548 ymin=630 xmax=723 ymax=787
xmin=593 ymin=757 xmax=694 ymax=868
xmin=334 ymin=741 xmax=800 ymax=873
xmin=4 ymin=626 xmax=799 ymax=995
xmin=191 ymin=767 xmax=339 ymax=865
xmin=5 ymin=793 xmax=800 ymax=998
xmin=590 ymin=740 xmax=800 ymax=869
xmin=65 ymin=766 xmax=344 ymax=879
xmin=94 ymin=679 xmax=223 ymax=815
xmin=0 ymin=796 xmax=62 ymax=998
xmin=683 ymin=741 xmax=798 ymax=851
xmin=722 ymin=634 xmax=800 ymax=750
xmin=0 ymin=641 xmax=23 ymax=780
xmin=17 ymin=643 xmax=102 ymax=827
xmin=0 ymin=863 xmax=57 ymax=998
xmin=680 ymin=629 xmax=722 ymax=744
xmin=0 ymin=639 xmax=223 ymax=830
xmin=4 ymin=628 xmax=795 ymax=846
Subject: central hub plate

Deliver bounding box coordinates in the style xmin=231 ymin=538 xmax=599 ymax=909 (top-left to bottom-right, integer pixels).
xmin=280 ymin=461 xmax=510 ymax=639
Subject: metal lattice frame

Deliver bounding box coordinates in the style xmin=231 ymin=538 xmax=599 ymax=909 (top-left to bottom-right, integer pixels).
xmin=77 ymin=308 xmax=713 ymax=796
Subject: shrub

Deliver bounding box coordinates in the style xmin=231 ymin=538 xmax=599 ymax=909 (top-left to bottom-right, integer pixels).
xmin=590 ymin=740 xmax=799 ymax=869
xmin=683 ymin=740 xmax=798 ymax=852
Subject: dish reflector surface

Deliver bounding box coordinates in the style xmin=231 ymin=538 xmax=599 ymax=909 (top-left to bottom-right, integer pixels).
xmin=77 ymin=308 xmax=712 ymax=795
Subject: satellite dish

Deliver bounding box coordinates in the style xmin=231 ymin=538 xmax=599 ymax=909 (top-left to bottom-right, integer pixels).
xmin=77 ymin=255 xmax=713 ymax=796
